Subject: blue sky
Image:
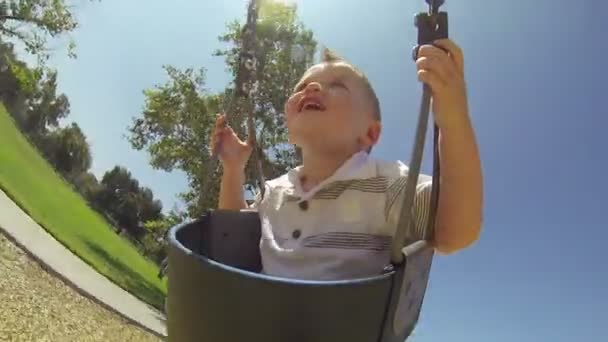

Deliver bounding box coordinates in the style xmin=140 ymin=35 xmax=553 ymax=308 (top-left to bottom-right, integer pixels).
xmin=28 ymin=0 xmax=607 ymax=340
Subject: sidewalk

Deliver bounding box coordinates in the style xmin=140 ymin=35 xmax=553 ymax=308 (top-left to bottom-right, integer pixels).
xmin=0 ymin=188 xmax=167 ymax=338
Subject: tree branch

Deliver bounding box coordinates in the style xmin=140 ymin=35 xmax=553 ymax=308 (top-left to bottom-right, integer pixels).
xmin=0 ymin=26 xmax=39 ymax=52
xmin=0 ymin=15 xmax=25 ymax=21
xmin=0 ymin=15 xmax=45 ymax=27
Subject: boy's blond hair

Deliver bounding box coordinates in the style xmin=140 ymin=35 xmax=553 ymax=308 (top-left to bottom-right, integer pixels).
xmin=320 ymin=48 xmax=381 ymax=153
xmin=320 ymin=48 xmax=381 ymax=123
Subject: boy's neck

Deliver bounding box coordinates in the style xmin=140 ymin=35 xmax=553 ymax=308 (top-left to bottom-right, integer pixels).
xmin=299 ymin=148 xmax=357 ymax=192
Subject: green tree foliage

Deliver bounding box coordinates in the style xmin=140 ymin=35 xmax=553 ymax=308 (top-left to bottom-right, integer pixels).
xmin=43 ymin=122 xmax=91 ymax=176
xmin=128 ymin=65 xmax=217 ymax=217
xmin=21 ymin=69 xmax=70 ymax=136
xmin=142 ymin=209 xmax=187 ymax=263
xmin=95 ymin=166 xmax=163 ymax=238
xmin=0 ymin=38 xmax=70 ymax=137
xmin=0 ymin=38 xmax=40 ymax=121
xmin=0 ymin=0 xmax=95 ymax=133
xmin=128 ymin=0 xmax=317 ymax=217
xmin=0 ymin=0 xmax=98 ymax=61
xmin=70 ymin=170 xmax=100 ymax=201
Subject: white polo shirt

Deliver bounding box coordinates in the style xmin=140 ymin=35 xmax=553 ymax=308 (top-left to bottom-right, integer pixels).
xmin=251 ymin=151 xmax=433 ymax=281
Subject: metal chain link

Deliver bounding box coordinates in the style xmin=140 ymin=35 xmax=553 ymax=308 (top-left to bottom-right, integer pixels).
xmin=203 ymin=0 xmax=266 ymax=206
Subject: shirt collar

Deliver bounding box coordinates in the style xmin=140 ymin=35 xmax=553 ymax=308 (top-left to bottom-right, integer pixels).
xmin=286 ymin=150 xmax=377 ymax=200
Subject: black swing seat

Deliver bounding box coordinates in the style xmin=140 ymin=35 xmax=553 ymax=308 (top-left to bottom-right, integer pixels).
xmin=166 ymin=209 xmax=435 ymax=342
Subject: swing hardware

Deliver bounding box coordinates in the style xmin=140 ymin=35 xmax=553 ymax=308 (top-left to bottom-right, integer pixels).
xmin=391 ymin=0 xmax=447 ymax=265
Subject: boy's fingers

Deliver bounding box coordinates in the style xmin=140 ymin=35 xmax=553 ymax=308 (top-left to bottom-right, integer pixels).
xmin=211 ymin=127 xmax=222 ymax=142
xmin=418 ymin=44 xmax=453 ymax=66
xmin=211 ymin=128 xmax=226 ymax=148
xmin=210 ymin=133 xmax=219 ymax=151
xmin=417 ymin=69 xmax=445 ymax=94
xmin=215 ymin=113 xmax=228 ymax=128
xmin=418 ymin=45 xmax=455 ymax=72
xmin=418 ymin=44 xmax=446 ymax=56
xmin=214 ymin=114 xmax=223 ymax=130
xmin=416 ymin=56 xmax=453 ymax=85
xmin=213 ymin=129 xmax=222 ymax=142
xmin=433 ymin=39 xmax=464 ymax=74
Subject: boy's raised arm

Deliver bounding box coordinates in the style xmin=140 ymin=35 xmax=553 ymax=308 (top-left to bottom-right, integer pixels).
xmin=211 ymin=114 xmax=253 ymax=210
xmin=434 ymin=117 xmax=483 ymax=253
xmin=415 ymin=39 xmax=483 ymax=253
xmin=218 ymin=166 xmax=248 ymax=210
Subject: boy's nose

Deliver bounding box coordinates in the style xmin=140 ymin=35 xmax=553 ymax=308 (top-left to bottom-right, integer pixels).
xmin=304 ymin=82 xmax=322 ymax=93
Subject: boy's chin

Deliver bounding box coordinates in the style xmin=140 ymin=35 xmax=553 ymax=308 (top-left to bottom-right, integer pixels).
xmin=288 ymin=134 xmax=319 ymax=150
xmin=286 ymin=126 xmax=315 ymax=141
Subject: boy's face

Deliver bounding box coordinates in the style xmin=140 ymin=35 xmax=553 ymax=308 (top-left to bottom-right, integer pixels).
xmin=284 ymin=62 xmax=380 ymax=155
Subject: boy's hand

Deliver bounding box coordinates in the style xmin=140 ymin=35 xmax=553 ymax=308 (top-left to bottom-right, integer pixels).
xmin=416 ymin=38 xmax=469 ymax=129
xmin=210 ymin=114 xmax=252 ymax=170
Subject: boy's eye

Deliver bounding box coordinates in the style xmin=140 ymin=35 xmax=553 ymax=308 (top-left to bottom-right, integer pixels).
xmin=294 ymin=80 xmax=346 ymax=92
xmin=330 ymin=81 xmax=346 ymax=89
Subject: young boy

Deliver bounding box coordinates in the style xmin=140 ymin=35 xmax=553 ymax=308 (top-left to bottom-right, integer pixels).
xmin=211 ymin=39 xmax=483 ymax=281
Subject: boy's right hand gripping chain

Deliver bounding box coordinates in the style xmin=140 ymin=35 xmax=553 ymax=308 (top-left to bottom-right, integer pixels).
xmin=412 ymin=0 xmax=449 ymax=60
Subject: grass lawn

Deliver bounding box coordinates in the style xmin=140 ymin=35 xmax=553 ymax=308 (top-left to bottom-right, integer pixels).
xmin=0 ymin=105 xmax=167 ymax=309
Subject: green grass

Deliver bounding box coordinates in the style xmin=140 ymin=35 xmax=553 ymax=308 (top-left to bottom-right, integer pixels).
xmin=0 ymin=105 xmax=167 ymax=309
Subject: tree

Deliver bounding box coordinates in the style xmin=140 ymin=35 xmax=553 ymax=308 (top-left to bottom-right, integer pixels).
xmin=43 ymin=122 xmax=91 ymax=176
xmin=20 ymin=68 xmax=70 ymax=136
xmin=0 ymin=35 xmax=71 ymax=138
xmin=142 ymin=208 xmax=186 ymax=263
xmin=138 ymin=186 xmax=163 ymax=224
xmin=0 ymin=38 xmax=71 ymax=137
xmin=128 ymin=0 xmax=317 ymax=217
xmin=0 ymin=1 xmax=92 ymax=136
xmin=95 ymin=166 xmax=139 ymax=231
xmin=0 ymin=38 xmax=39 ymax=120
xmin=0 ymin=0 xmax=98 ymax=62
xmin=95 ymin=165 xmax=163 ymax=237
xmin=70 ymin=170 xmax=100 ymax=202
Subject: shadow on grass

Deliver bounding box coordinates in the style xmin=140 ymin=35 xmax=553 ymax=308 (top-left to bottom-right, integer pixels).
xmin=83 ymin=240 xmax=166 ymax=311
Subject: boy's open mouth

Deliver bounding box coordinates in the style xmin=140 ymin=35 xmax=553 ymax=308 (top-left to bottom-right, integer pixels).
xmin=298 ymin=97 xmax=326 ymax=112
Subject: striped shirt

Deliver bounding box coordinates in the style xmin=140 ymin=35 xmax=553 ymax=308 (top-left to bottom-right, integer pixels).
xmin=252 ymin=151 xmax=433 ymax=281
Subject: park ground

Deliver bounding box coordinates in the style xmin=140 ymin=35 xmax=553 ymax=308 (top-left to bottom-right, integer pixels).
xmin=0 ymin=231 xmax=161 ymax=341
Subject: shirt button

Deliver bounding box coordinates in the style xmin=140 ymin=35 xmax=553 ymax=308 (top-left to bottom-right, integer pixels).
xmin=298 ymin=200 xmax=309 ymax=211
xmin=292 ymin=229 xmax=301 ymax=239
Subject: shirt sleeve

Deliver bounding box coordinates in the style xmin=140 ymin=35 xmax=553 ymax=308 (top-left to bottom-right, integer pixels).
xmin=384 ymin=160 xmax=435 ymax=242
xmin=412 ymin=179 xmax=433 ymax=240
xmin=248 ymin=192 xmax=261 ymax=209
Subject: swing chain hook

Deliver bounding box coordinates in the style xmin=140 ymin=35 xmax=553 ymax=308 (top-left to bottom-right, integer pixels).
xmin=412 ymin=0 xmax=448 ymax=62
xmin=426 ymin=0 xmax=444 ymax=14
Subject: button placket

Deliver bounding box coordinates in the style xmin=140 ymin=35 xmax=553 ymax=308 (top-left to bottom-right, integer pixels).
xmin=279 ymin=199 xmax=303 ymax=245
xmin=291 ymin=198 xmax=312 ymax=242
xmin=298 ymin=200 xmax=309 ymax=211
xmin=291 ymin=229 xmax=301 ymax=239
xmin=291 ymin=200 xmax=305 ymax=241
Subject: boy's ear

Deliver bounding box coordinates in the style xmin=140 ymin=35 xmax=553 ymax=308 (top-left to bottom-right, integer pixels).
xmin=362 ymin=121 xmax=381 ymax=149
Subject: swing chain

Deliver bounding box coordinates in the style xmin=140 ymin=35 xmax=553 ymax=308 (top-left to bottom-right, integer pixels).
xmin=205 ymin=0 xmax=266 ymax=205
xmin=390 ymin=1 xmax=447 ymax=265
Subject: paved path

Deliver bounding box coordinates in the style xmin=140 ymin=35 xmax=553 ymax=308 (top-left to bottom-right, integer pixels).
xmin=0 ymin=188 xmax=167 ymax=338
